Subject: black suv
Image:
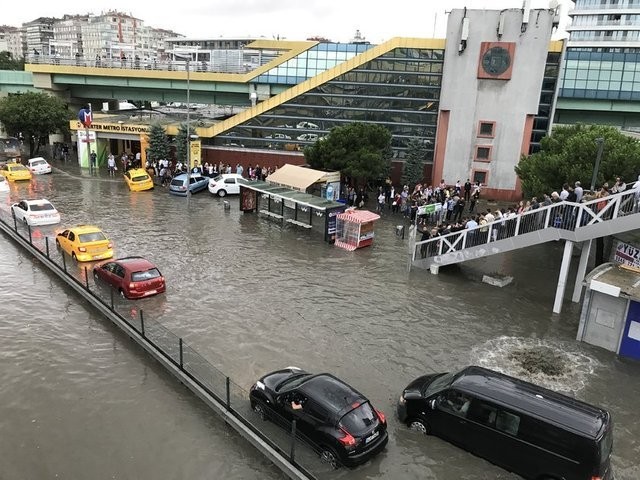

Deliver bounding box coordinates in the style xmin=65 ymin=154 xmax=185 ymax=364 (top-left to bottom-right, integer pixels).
xmin=250 ymin=367 xmax=388 ymax=468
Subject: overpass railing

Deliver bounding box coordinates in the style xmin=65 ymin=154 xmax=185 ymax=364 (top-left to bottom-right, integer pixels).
xmin=26 ymin=54 xmax=256 ymax=75
xmin=0 ymin=206 xmax=336 ymax=480
xmin=412 ymin=187 xmax=640 ymax=262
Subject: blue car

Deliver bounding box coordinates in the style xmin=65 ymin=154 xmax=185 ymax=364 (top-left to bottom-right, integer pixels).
xmin=168 ymin=173 xmax=209 ymax=196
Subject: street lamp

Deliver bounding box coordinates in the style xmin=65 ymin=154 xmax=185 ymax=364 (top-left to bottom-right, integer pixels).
xmin=590 ymin=137 xmax=605 ymax=192
xmin=174 ymin=52 xmax=192 ymax=197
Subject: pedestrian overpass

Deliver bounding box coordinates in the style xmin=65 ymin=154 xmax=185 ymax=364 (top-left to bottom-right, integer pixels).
xmin=411 ymin=188 xmax=640 ymax=313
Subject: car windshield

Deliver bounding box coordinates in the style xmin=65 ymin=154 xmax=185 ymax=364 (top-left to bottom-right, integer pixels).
xmin=31 ymin=160 xmax=46 ymax=166
xmin=170 ymin=178 xmax=184 ymax=187
xmin=276 ymin=373 xmax=311 ymax=392
xmin=424 ymin=372 xmax=455 ymax=397
xmin=339 ymin=402 xmax=377 ymax=436
xmin=78 ymin=231 xmax=107 ymax=243
xmin=213 ymin=175 xmax=223 ymax=182
xmin=30 ymin=203 xmax=54 ymax=211
xmin=131 ymin=268 xmax=161 ymax=281
xmin=132 ymin=175 xmax=149 ymax=182
xmin=11 ymin=165 xmax=27 ymax=171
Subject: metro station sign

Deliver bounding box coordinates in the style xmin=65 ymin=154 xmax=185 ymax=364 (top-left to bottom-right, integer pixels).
xmin=69 ymin=120 xmax=150 ymax=134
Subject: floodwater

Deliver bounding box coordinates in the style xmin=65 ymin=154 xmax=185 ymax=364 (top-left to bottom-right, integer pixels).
xmin=1 ymin=164 xmax=639 ymax=480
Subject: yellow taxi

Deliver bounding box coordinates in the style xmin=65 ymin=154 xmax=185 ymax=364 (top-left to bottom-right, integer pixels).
xmin=124 ymin=168 xmax=154 ymax=192
xmin=55 ymin=225 xmax=114 ymax=262
xmin=0 ymin=162 xmax=32 ymax=182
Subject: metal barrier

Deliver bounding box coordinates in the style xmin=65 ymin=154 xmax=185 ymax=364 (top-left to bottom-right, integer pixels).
xmin=412 ymin=187 xmax=640 ymax=265
xmin=0 ymin=206 xmax=324 ymax=480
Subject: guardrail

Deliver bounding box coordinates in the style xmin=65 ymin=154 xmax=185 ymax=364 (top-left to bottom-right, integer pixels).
xmin=26 ymin=55 xmax=255 ymax=75
xmin=412 ymin=187 xmax=640 ymax=264
xmin=0 ymin=206 xmax=331 ymax=480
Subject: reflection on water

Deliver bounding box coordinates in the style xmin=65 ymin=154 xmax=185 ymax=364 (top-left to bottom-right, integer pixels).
xmin=1 ymin=165 xmax=639 ymax=479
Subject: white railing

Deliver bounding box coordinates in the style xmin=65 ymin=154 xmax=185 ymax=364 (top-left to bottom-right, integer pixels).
xmin=412 ymin=187 xmax=640 ymax=263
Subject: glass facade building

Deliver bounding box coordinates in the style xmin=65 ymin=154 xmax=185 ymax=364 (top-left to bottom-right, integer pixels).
xmin=531 ymin=51 xmax=562 ymax=153
xmin=216 ymin=45 xmax=444 ymax=160
xmin=560 ymin=0 xmax=640 ymax=101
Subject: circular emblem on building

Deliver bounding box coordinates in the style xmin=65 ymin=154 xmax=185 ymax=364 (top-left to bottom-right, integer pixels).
xmin=481 ymin=47 xmax=511 ymax=76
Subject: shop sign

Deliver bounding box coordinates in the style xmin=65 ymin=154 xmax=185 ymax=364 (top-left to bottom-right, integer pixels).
xmin=614 ymin=242 xmax=640 ymax=268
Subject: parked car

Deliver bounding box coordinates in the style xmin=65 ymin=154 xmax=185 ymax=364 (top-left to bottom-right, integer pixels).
xmin=27 ymin=157 xmax=52 ymax=175
xmin=265 ymin=133 xmax=291 ymax=140
xmin=0 ymin=162 xmax=32 ymax=182
xmin=397 ymin=366 xmax=614 ymax=480
xmin=56 ymin=225 xmax=114 ymax=262
xmin=168 ymin=173 xmax=209 ymax=196
xmin=11 ymin=199 xmax=61 ymax=226
xmin=208 ymin=173 xmax=243 ymax=197
xmin=0 ymin=174 xmax=9 ymax=193
xmin=296 ymin=121 xmax=319 ymax=130
xmin=93 ymin=256 xmax=166 ymax=299
xmin=124 ymin=168 xmax=154 ymax=192
xmin=296 ymin=133 xmax=319 ymax=142
xmin=250 ymin=367 xmax=388 ymax=468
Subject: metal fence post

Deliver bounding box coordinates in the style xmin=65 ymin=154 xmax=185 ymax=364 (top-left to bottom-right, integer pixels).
xmin=27 ymin=224 xmax=32 ymax=244
xmin=226 ymin=377 xmax=231 ymax=409
xmin=140 ymin=309 xmax=145 ymax=336
xmin=45 ymin=236 xmax=50 ymax=258
xmin=84 ymin=266 xmax=90 ymax=290
xmin=290 ymin=419 xmax=297 ymax=463
xmin=62 ymin=251 xmax=67 ymax=272
xmin=179 ymin=338 xmax=184 ymax=370
xmin=13 ymin=214 xmax=17 ymax=232
xmin=110 ymin=288 xmax=114 ymax=310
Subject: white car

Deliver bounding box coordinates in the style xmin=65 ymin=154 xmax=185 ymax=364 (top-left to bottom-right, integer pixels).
xmin=296 ymin=121 xmax=319 ymax=130
xmin=265 ymin=133 xmax=291 ymax=140
xmin=208 ymin=173 xmax=243 ymax=197
xmin=297 ymin=133 xmax=319 ymax=142
xmin=27 ymin=157 xmax=52 ymax=174
xmin=0 ymin=175 xmax=9 ymax=193
xmin=11 ymin=199 xmax=61 ymax=226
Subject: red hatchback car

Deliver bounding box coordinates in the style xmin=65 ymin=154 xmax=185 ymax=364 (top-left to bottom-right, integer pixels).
xmin=93 ymin=256 xmax=166 ymax=299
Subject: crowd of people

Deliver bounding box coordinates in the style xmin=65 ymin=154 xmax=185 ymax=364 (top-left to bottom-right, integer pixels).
xmin=409 ymin=175 xmax=640 ymax=259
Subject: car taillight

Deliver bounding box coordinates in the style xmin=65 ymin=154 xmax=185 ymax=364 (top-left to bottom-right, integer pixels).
xmin=591 ymin=477 xmax=602 ymax=480
xmin=78 ymin=247 xmax=87 ymax=252
xmin=338 ymin=428 xmax=356 ymax=447
xmin=129 ymin=283 xmax=135 ymax=289
xmin=180 ymin=186 xmax=187 ymax=190
xmin=107 ymin=242 xmax=113 ymax=248
xmin=375 ymin=408 xmax=386 ymax=424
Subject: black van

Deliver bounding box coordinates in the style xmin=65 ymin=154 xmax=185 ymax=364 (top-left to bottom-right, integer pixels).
xmin=397 ymin=366 xmax=613 ymax=480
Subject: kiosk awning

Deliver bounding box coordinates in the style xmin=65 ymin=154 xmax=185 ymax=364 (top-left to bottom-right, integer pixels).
xmin=266 ymin=164 xmax=330 ymax=191
xmin=238 ymin=179 xmax=343 ymax=211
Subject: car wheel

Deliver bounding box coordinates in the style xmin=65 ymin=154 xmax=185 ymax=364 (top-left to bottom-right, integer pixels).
xmin=252 ymin=401 xmax=267 ymax=421
xmin=319 ymin=446 xmax=340 ymax=470
xmin=93 ymin=270 xmax=99 ymax=281
xmin=55 ymin=239 xmax=61 ymax=250
xmin=408 ymin=418 xmax=429 ymax=435
xmin=71 ymin=252 xmax=77 ymax=261
xmin=218 ymin=189 xmax=227 ymax=197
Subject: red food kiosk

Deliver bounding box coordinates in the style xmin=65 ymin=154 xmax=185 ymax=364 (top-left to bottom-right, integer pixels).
xmin=334 ymin=209 xmax=381 ymax=251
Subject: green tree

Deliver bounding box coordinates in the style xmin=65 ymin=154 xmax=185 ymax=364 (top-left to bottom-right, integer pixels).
xmin=0 ymin=51 xmax=24 ymax=70
xmin=401 ymin=138 xmax=428 ymax=188
xmin=515 ymin=124 xmax=640 ymax=199
xmin=147 ymin=123 xmax=171 ymax=162
xmin=175 ymin=123 xmax=189 ymax=165
xmin=0 ymin=91 xmax=70 ymax=157
xmin=304 ymin=122 xmax=392 ymax=187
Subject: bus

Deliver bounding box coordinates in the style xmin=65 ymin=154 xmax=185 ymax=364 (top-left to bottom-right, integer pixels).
xmin=0 ymin=137 xmax=22 ymax=164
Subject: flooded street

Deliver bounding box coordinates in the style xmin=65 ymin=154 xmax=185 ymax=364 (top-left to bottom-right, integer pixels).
xmin=1 ymin=164 xmax=639 ymax=479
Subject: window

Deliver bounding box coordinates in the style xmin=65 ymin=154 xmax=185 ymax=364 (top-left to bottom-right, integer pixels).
xmin=478 ymin=121 xmax=495 ymax=138
xmin=438 ymin=390 xmax=472 ymax=417
xmin=468 ymin=400 xmax=497 ymax=426
xmin=473 ymin=170 xmax=488 ymax=185
xmin=496 ymin=410 xmax=520 ymax=436
xmin=475 ymin=146 xmax=492 ymax=162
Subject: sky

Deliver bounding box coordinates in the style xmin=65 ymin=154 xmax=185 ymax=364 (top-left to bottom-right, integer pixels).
xmin=4 ymin=0 xmax=572 ymax=43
